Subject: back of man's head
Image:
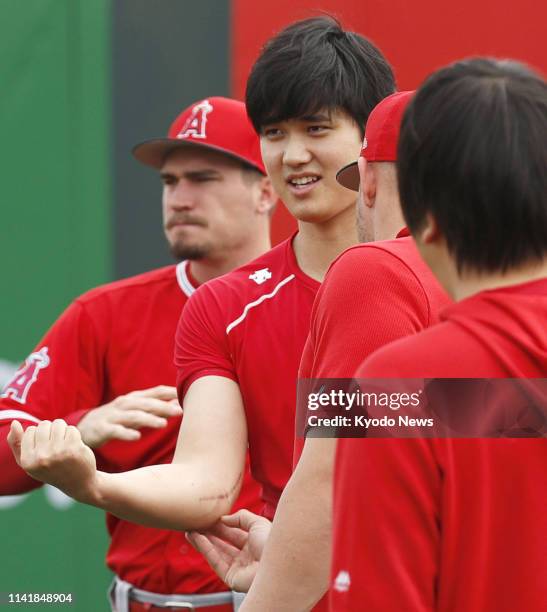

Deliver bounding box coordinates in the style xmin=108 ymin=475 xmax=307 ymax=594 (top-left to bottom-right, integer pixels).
xmin=398 ymin=58 xmax=547 ymax=273
xmin=245 ymin=16 xmax=396 ymax=134
xmin=336 ymin=91 xmax=414 ymax=242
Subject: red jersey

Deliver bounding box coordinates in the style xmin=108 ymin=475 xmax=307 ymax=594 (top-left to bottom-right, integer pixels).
xmin=175 ymin=236 xmax=320 ymax=518
xmin=0 ymin=262 xmax=261 ymax=594
xmin=331 ymin=278 xmax=547 ymax=611
xmin=294 ymin=234 xmax=450 ymax=612
xmin=295 ymin=234 xmax=451 ymax=460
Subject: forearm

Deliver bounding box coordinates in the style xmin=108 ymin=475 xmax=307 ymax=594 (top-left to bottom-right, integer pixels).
xmin=90 ymin=462 xmax=243 ymax=531
xmin=241 ymin=439 xmax=335 ymax=611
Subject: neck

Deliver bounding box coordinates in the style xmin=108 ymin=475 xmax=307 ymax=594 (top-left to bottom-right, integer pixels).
xmin=450 ymin=259 xmax=547 ymax=301
xmin=292 ymin=206 xmax=359 ymax=282
xmin=188 ymin=232 xmax=271 ymax=285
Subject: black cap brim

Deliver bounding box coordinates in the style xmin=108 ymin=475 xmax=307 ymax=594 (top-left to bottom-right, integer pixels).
xmin=336 ymin=161 xmax=360 ymax=191
xmin=132 ymin=138 xmax=265 ymax=174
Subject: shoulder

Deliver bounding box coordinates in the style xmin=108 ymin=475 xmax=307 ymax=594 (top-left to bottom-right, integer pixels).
xmin=358 ymin=320 xmax=474 ymax=378
xmin=320 ymin=238 xmax=427 ymax=308
xmin=74 ymin=265 xmax=178 ymax=307
xmin=188 ymin=239 xmax=298 ymax=311
xmin=323 ymin=238 xmax=449 ymax=324
xmin=327 ymin=238 xmax=424 ymax=285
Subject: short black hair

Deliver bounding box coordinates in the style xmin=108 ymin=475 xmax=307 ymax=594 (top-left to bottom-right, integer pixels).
xmin=398 ymin=57 xmax=547 ymax=273
xmin=246 ymin=16 xmax=396 ymax=134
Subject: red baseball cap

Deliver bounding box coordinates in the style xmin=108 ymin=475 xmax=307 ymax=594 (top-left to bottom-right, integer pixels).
xmin=336 ymin=90 xmax=415 ymax=191
xmin=132 ymin=96 xmax=265 ymax=174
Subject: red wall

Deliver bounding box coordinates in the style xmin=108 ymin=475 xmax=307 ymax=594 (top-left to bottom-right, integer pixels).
xmin=231 ymin=0 xmax=547 ymax=244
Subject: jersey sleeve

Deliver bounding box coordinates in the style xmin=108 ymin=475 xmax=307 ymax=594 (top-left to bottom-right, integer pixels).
xmin=0 ymin=423 xmax=40 ymax=494
xmin=175 ymin=284 xmax=237 ymax=404
xmin=305 ymin=246 xmax=430 ymax=380
xmin=0 ymin=300 xmax=106 ymax=493
xmin=331 ymin=437 xmax=441 ymax=610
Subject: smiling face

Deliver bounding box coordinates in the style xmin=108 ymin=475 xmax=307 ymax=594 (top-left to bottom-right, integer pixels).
xmin=259 ymin=110 xmax=362 ymax=224
xmin=161 ymin=147 xmax=265 ymax=261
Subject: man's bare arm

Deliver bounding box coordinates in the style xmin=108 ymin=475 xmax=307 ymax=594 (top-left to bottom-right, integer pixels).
xmin=240 ymin=437 xmax=335 ymax=611
xmin=8 ymin=376 xmax=247 ymax=531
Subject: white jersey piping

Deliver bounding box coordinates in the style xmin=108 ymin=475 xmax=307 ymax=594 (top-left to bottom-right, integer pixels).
xmin=176 ymin=261 xmax=196 ymax=298
xmin=0 ymin=409 xmax=40 ymax=424
xmin=226 ymin=274 xmax=296 ymax=335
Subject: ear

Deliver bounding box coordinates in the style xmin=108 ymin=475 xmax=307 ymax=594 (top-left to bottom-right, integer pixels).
xmin=358 ymin=157 xmax=376 ymax=209
xmin=254 ymin=176 xmax=277 ymax=215
xmin=418 ymin=212 xmax=442 ymax=244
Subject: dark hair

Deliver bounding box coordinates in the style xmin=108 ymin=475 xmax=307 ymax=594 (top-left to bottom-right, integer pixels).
xmin=246 ymin=16 xmax=396 ymax=135
xmin=398 ymin=57 xmax=547 ymax=273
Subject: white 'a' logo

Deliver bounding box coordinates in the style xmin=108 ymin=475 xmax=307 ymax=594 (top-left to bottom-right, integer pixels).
xmin=177 ymin=99 xmax=214 ymax=140
xmin=1 ymin=347 xmax=50 ymax=404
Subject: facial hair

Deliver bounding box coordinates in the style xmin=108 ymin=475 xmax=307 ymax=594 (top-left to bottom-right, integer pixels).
xmin=168 ymin=240 xmax=211 ymax=262
xmin=165 ymin=213 xmax=211 ymax=262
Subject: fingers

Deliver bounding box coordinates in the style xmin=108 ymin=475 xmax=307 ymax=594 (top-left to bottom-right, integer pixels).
xmin=116 ymin=396 xmax=182 ymax=418
xmin=36 ymin=419 xmax=72 ymax=448
xmin=131 ymin=385 xmax=178 ymax=401
xmin=209 ymin=521 xmax=248 ymax=550
xmin=7 ymin=420 xmax=24 ymax=463
xmin=222 ymin=509 xmax=269 ymax=532
xmin=187 ymin=532 xmax=232 ymax=580
xmin=187 ymin=530 xmax=239 ymax=562
xmin=20 ymin=425 xmax=37 ymax=464
xmin=207 ymin=533 xmax=242 ymax=560
xmin=35 ymin=420 xmax=53 ymax=446
xmin=116 ymin=409 xmax=168 ymax=430
xmin=64 ymin=424 xmax=84 ymax=444
xmin=105 ymin=424 xmax=141 ymax=442
xmin=50 ymin=419 xmax=68 ymax=445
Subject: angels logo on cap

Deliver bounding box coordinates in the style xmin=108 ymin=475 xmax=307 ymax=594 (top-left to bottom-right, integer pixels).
xmin=177 ymin=99 xmax=213 ymax=140
xmin=132 ymin=96 xmax=266 ymax=174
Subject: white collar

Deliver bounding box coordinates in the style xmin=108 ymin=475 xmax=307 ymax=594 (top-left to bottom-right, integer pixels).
xmin=176 ymin=261 xmax=196 ymax=298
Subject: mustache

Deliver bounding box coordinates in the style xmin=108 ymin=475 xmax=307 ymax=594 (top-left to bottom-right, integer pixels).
xmin=165 ymin=215 xmax=208 ymax=230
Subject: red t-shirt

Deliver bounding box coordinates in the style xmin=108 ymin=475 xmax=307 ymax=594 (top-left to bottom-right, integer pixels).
xmin=331 ymin=278 xmax=547 ymax=611
xmin=175 ymin=236 xmax=320 ymax=518
xmin=295 ymin=235 xmax=451 ymax=460
xmin=0 ymin=262 xmax=261 ymax=594
xmin=295 ymin=234 xmax=450 ymax=612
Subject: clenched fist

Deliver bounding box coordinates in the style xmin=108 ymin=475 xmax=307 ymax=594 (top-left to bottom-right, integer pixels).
xmin=77 ymin=385 xmax=182 ymax=448
xmin=8 ymin=419 xmax=99 ymax=503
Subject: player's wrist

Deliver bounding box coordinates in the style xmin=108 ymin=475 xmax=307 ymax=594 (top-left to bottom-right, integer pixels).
xmin=78 ymin=470 xmax=109 ymax=508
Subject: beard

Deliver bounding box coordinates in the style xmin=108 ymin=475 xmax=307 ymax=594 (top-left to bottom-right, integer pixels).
xmin=168 ymin=239 xmax=212 ymax=262
xmin=165 ymin=214 xmax=212 ymax=262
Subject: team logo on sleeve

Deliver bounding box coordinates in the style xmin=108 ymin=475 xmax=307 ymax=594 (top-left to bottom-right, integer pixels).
xmin=1 ymin=347 xmax=50 ymax=404
xmin=177 ymin=99 xmax=213 ymax=140
xmin=249 ymin=268 xmax=272 ymax=285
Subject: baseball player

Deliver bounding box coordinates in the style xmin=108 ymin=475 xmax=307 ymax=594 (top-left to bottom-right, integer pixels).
xmin=8 ymin=15 xmax=395 ymax=608
xmin=1 ymin=96 xmax=276 ymax=611
xmin=186 ymin=92 xmax=452 ymax=609
xmin=332 ymin=58 xmax=547 ymax=610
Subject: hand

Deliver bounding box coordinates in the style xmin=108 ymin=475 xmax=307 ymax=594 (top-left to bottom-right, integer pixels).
xmin=187 ymin=509 xmax=272 ymax=593
xmin=7 ymin=419 xmax=100 ymax=503
xmin=77 ymin=385 xmax=182 ymax=448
